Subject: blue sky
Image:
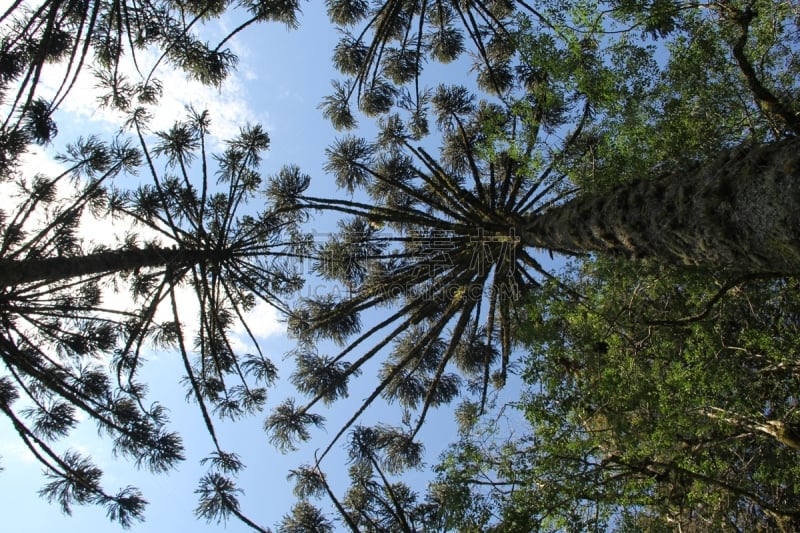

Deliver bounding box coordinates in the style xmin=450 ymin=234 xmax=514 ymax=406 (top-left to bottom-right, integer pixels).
xmin=0 ymin=3 xmax=531 ymax=531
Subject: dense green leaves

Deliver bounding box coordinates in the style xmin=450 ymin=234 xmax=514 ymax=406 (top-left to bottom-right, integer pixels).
xmin=432 ymin=260 xmax=800 ymax=531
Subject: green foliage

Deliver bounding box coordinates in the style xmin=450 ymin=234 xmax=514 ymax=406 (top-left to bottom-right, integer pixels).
xmin=433 ymin=259 xmax=800 ymax=531
xmin=278 ymin=501 xmax=334 ymax=533
xmin=321 ymin=1 xmax=561 ymax=127
xmin=273 ymin=2 xmax=800 ymax=528
xmin=399 ymin=10 xmax=800 ymax=523
xmin=567 ymin=0 xmax=800 ymax=191
xmin=290 ymin=347 xmax=359 ymax=405
xmin=194 ymin=472 xmax=244 ymax=524
xmin=264 ymin=398 xmax=325 ymax=452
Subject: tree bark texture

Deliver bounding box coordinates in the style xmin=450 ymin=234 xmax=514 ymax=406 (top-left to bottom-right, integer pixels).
xmin=524 ymin=138 xmax=800 ymax=272
xmin=0 ymin=247 xmax=215 ymax=287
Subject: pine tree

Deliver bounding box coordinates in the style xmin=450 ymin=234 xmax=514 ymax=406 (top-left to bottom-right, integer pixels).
xmin=0 ymin=109 xmax=300 ymax=529
xmin=263 ymin=0 xmax=800 ymax=501
xmin=321 ymin=0 xmax=572 ymax=130
xmin=0 ymin=0 xmax=303 ymax=173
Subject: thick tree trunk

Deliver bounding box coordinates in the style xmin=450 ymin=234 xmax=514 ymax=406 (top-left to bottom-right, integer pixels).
xmin=0 ymin=246 xmax=216 ymax=287
xmin=524 ymin=138 xmax=800 ymax=272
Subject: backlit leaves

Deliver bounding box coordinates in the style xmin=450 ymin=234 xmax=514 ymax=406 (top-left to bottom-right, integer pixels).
xmin=321 ymin=0 xmax=535 ymax=120
xmin=288 ymin=464 xmax=327 ymax=499
xmin=265 ymin=398 xmax=325 ymax=452
xmin=22 ymin=401 xmax=77 ymax=441
xmin=0 ymin=108 xmax=301 ymax=529
xmin=326 ymin=0 xmax=369 ymax=26
xmin=0 ymin=0 xmax=276 ymax=172
xmin=39 ymin=453 xmax=102 ymax=514
xmin=278 ymin=501 xmax=334 ymax=533
xmin=320 ymin=80 xmax=358 ymax=131
xmin=290 ymin=348 xmax=359 ymax=405
xmin=194 ymin=472 xmax=243 ymax=524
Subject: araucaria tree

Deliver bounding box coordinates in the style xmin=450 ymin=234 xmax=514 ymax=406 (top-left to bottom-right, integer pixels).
xmin=322 ymin=0 xmax=551 ymax=128
xmin=0 ymin=109 xmax=302 ymax=529
xmin=263 ymin=0 xmax=800 ymax=527
xmin=0 ymin=0 xmax=303 ymax=173
xmin=270 ymin=3 xmax=799 ymax=429
xmin=3 ymin=0 xmax=800 ymax=530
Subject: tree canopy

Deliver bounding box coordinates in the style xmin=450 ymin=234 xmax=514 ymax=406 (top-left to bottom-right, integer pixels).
xmin=1 ymin=0 xmax=800 ymax=531
xmin=0 ymin=108 xmax=304 ymax=529
xmin=0 ymin=0 xmax=304 ymax=174
xmin=431 ymin=258 xmax=800 ymax=531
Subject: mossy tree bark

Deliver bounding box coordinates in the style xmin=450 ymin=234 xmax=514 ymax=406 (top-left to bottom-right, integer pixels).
xmin=524 ymin=138 xmax=800 ymax=273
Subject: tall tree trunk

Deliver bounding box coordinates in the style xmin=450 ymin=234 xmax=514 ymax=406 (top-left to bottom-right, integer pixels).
xmin=523 ymin=138 xmax=800 ymax=273
xmin=0 ymin=246 xmax=218 ymax=287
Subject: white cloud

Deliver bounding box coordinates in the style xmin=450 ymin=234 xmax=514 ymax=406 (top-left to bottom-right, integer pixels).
xmin=237 ymin=299 xmax=285 ymax=339
xmin=16 ymin=145 xmax=67 ymax=179
xmin=55 ymin=54 xmax=265 ymax=145
xmin=25 ymin=26 xmax=269 ymax=148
